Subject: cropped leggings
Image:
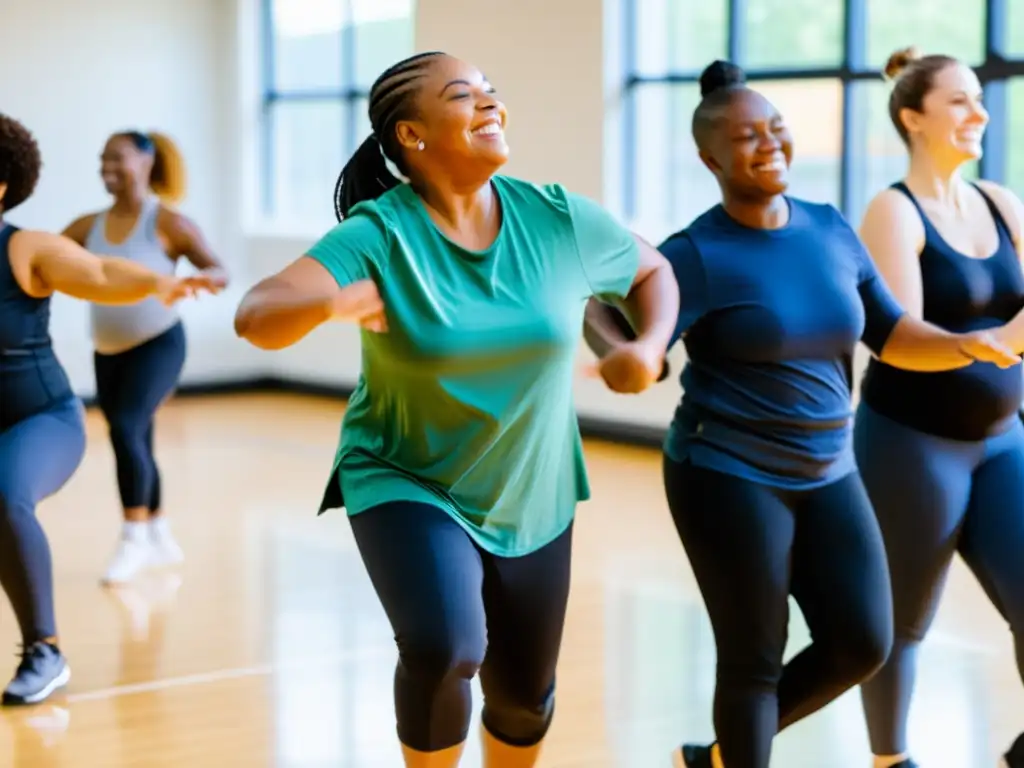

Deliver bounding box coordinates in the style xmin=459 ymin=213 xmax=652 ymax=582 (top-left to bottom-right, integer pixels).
xmin=855 ymin=402 xmax=1024 ymax=755
xmin=0 ymin=397 xmax=86 ymax=643
xmin=350 ymin=501 xmax=573 ymax=753
xmin=664 ymin=457 xmax=894 ymax=768
xmin=94 ymin=322 xmax=186 ymax=511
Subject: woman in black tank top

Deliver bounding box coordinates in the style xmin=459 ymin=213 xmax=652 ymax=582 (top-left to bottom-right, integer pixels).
xmin=854 ymin=49 xmax=1024 ymax=768
xmin=0 ymin=113 xmax=219 ymax=707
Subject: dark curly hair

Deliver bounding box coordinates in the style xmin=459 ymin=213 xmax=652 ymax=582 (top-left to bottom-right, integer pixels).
xmin=0 ymin=113 xmax=42 ymax=214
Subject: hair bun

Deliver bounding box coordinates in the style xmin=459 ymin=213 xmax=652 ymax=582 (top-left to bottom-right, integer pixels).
xmin=699 ymin=60 xmax=746 ymax=98
xmin=884 ymin=46 xmax=921 ymax=80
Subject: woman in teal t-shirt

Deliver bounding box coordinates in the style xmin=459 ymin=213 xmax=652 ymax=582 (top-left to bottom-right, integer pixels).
xmin=234 ymin=52 xmax=679 ymax=767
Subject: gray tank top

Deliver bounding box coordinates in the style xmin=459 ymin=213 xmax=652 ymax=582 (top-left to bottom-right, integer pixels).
xmin=87 ymin=197 xmax=180 ymax=355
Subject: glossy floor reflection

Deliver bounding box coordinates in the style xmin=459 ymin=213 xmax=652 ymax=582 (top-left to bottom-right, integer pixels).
xmin=0 ymin=393 xmax=1019 ymax=767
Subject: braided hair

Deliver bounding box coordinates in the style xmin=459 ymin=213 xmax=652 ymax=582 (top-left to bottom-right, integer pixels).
xmin=333 ymin=51 xmax=445 ymax=221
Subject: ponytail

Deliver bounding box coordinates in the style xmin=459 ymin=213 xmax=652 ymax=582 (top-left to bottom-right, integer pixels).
xmin=147 ymin=132 xmax=187 ymax=203
xmin=333 ymin=134 xmax=402 ymax=221
xmin=118 ymin=130 xmax=187 ymax=204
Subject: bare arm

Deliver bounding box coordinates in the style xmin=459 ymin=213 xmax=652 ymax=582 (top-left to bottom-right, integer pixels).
xmin=234 ymin=256 xmax=384 ymax=350
xmin=10 ymin=229 xmax=174 ymax=304
xmin=159 ymin=207 xmax=229 ymax=287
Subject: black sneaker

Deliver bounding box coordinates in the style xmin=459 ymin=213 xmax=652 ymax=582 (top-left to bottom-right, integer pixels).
xmin=672 ymin=743 xmax=714 ymax=768
xmin=2 ymin=642 xmax=71 ymax=706
xmin=1003 ymin=731 xmax=1024 ymax=768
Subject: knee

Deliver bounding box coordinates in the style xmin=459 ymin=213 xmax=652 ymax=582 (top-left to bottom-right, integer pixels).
xmin=0 ymin=490 xmax=29 ymax=523
xmin=835 ymin=618 xmax=894 ymax=683
xmin=395 ymin=630 xmax=485 ymax=688
xmin=107 ymin=419 xmax=145 ymax=455
xmin=481 ymin=675 xmax=555 ymax=747
xmin=715 ymin=649 xmax=785 ymax=694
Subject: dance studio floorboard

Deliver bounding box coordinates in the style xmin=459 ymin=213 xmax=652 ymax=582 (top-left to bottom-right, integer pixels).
xmin=0 ymin=392 xmax=1019 ymax=767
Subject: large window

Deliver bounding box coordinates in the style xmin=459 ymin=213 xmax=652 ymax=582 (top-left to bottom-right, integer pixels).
xmin=624 ymin=0 xmax=1024 ymax=231
xmin=260 ymin=0 xmax=415 ymax=229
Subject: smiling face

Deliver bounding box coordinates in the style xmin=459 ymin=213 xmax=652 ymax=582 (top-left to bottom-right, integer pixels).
xmin=100 ymin=134 xmax=152 ymax=197
xmin=394 ymin=54 xmax=510 ymax=177
xmin=899 ymin=61 xmax=987 ymax=162
xmin=700 ymin=89 xmax=794 ymax=200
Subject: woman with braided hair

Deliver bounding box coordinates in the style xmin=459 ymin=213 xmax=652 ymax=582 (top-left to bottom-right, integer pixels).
xmin=235 ymin=51 xmax=679 ymax=767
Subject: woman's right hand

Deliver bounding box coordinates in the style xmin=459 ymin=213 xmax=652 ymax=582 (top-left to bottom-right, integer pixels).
xmin=330 ymin=279 xmax=388 ymax=332
xmin=154 ymin=273 xmax=226 ymax=306
xmin=959 ymin=330 xmax=1021 ymax=368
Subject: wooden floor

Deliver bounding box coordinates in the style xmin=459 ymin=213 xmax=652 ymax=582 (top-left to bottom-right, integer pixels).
xmin=0 ymin=393 xmax=1020 ymax=767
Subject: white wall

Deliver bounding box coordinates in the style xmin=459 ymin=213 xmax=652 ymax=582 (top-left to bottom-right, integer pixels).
xmin=0 ymin=0 xmax=259 ymax=399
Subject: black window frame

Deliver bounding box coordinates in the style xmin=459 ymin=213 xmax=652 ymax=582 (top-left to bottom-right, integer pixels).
xmin=258 ymin=0 xmax=370 ymax=216
xmin=621 ymin=0 xmax=1024 ymax=222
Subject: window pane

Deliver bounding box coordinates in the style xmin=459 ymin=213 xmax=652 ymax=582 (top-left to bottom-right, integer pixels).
xmin=866 ymin=0 xmax=985 ymax=68
xmin=741 ymin=0 xmax=843 ymax=69
xmin=1007 ymin=79 xmax=1024 ymax=200
xmin=630 ymin=83 xmax=721 ymax=236
xmin=758 ymin=79 xmax=843 ymax=206
xmin=849 ymin=80 xmax=907 ymax=225
xmin=271 ymin=0 xmax=345 ymax=92
xmin=268 ymin=100 xmax=348 ymax=228
xmin=1008 ymin=0 xmax=1024 ymax=56
xmin=633 ymin=0 xmax=727 ymax=76
xmin=353 ymin=0 xmax=416 ymax=89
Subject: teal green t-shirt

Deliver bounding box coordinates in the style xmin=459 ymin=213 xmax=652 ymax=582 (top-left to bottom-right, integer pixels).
xmin=307 ymin=175 xmax=640 ymax=557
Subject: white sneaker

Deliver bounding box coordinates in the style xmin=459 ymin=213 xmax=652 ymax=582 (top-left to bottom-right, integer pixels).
xmin=149 ymin=519 xmax=184 ymax=567
xmin=101 ymin=538 xmax=155 ymax=585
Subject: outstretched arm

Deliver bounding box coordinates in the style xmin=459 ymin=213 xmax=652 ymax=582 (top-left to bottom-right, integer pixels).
xmin=234 ymin=256 xmax=384 ymax=350
xmin=10 ymin=229 xmax=214 ymax=305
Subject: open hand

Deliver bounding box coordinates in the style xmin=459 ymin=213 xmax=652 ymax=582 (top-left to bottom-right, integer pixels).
xmin=330 ymin=279 xmax=388 ymax=333
xmin=155 ymin=274 xmax=224 ymax=306
xmin=960 ymin=330 xmax=1021 ymax=368
xmin=583 ymin=340 xmax=666 ymax=394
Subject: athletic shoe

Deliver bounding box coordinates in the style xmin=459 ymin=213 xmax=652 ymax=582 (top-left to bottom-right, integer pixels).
xmin=149 ymin=518 xmax=184 ymax=566
xmin=102 ymin=537 xmax=155 ymax=584
xmin=2 ymin=642 xmax=70 ymax=706
xmin=1002 ymin=731 xmax=1024 ymax=768
xmin=672 ymin=744 xmax=714 ymax=768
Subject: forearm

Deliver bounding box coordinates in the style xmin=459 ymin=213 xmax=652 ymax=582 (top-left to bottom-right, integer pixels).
xmin=878 ymin=315 xmax=974 ymax=371
xmin=87 ymin=258 xmax=164 ymax=304
xmin=234 ymin=284 xmax=334 ymax=350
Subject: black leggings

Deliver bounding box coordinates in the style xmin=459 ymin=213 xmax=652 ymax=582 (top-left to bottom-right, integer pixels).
xmin=664 ymin=458 xmax=893 ymax=768
xmin=855 ymin=402 xmax=1024 ymax=755
xmin=94 ymin=322 xmax=186 ymax=510
xmin=350 ymin=501 xmax=573 ymax=753
xmin=0 ymin=397 xmax=85 ymax=642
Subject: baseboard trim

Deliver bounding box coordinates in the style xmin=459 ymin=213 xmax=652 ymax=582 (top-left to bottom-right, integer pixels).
xmin=81 ymin=377 xmax=667 ymax=449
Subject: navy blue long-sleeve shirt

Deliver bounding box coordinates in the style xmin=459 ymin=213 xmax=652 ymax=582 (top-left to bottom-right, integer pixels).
xmin=663 ymin=198 xmax=906 ymax=488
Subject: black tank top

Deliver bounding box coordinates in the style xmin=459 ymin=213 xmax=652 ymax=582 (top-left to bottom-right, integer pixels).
xmin=0 ymin=223 xmax=74 ymax=432
xmin=861 ymin=182 xmax=1024 ymax=441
